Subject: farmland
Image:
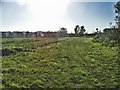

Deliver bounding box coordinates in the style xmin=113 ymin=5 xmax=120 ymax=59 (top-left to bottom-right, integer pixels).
xmin=1 ymin=37 xmax=119 ymax=88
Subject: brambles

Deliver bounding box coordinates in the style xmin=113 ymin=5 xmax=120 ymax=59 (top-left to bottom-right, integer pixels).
xmin=92 ymin=28 xmax=119 ymax=47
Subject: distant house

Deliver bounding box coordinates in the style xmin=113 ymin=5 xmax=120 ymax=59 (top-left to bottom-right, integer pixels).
xmin=2 ymin=32 xmax=8 ymax=38
xmin=1 ymin=31 xmax=68 ymax=38
xmin=36 ymin=31 xmax=43 ymax=37
xmin=12 ymin=32 xmax=24 ymax=38
xmin=30 ymin=32 xmax=37 ymax=37
xmin=24 ymin=31 xmax=31 ymax=38
xmin=2 ymin=32 xmax=13 ymax=38
xmin=42 ymin=32 xmax=60 ymax=38
xmin=29 ymin=31 xmax=43 ymax=38
xmin=35 ymin=31 xmax=60 ymax=38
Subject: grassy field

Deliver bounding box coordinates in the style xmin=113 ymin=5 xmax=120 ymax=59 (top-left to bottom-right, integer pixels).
xmin=1 ymin=37 xmax=119 ymax=88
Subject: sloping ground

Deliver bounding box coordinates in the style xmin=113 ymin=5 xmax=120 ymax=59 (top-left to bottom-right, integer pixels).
xmin=1 ymin=37 xmax=119 ymax=88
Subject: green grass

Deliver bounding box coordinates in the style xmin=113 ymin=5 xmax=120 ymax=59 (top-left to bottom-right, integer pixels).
xmin=1 ymin=37 xmax=119 ymax=88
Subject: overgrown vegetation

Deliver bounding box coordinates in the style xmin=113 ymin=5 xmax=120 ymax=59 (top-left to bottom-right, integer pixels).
xmin=92 ymin=1 xmax=120 ymax=48
xmin=2 ymin=37 xmax=119 ymax=89
xmin=92 ymin=28 xmax=119 ymax=47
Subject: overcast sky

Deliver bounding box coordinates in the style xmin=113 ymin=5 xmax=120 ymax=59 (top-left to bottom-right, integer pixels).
xmin=0 ymin=0 xmax=117 ymax=33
